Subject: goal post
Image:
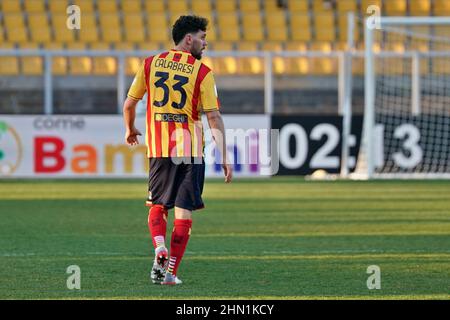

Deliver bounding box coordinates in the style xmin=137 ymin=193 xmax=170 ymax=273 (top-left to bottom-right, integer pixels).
xmin=351 ymin=16 xmax=450 ymax=179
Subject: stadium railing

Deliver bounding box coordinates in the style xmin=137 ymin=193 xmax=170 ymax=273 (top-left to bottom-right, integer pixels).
xmin=0 ymin=48 xmax=349 ymax=115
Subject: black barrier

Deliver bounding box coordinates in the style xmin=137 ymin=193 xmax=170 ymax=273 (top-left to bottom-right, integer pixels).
xmin=271 ymin=115 xmax=363 ymax=175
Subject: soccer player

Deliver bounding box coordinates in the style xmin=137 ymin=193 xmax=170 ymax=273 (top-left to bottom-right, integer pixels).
xmin=123 ymin=15 xmax=232 ymax=285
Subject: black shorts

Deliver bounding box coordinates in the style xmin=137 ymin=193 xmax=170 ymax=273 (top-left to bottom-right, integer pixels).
xmin=146 ymin=157 xmax=205 ymax=211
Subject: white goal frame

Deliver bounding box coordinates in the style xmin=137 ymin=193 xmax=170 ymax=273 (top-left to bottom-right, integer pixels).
xmin=358 ymin=16 xmax=450 ymax=180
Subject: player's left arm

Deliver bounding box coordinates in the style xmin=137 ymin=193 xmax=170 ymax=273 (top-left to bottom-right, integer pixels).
xmin=201 ymin=71 xmax=232 ymax=183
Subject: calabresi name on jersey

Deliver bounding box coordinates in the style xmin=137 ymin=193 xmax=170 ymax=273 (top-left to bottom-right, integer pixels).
xmin=154 ymin=58 xmax=195 ymax=75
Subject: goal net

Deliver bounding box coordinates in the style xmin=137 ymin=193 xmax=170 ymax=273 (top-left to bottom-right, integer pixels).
xmin=353 ymin=17 xmax=450 ymax=179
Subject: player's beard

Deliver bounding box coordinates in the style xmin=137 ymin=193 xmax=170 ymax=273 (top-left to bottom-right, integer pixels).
xmin=192 ymin=45 xmax=203 ymax=60
xmin=192 ymin=50 xmax=202 ymax=60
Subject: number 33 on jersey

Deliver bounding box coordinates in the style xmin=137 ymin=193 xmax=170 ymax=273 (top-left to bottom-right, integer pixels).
xmin=127 ymin=49 xmax=220 ymax=158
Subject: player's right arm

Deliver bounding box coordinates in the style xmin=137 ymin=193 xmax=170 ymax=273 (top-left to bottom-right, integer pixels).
xmin=123 ymin=61 xmax=146 ymax=146
xmin=123 ymin=97 xmax=142 ymax=146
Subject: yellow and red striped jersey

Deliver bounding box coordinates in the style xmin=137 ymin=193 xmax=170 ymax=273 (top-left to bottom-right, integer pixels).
xmin=128 ymin=49 xmax=220 ymax=158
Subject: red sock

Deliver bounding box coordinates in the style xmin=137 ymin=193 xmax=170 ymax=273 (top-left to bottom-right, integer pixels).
xmin=148 ymin=205 xmax=168 ymax=249
xmin=167 ymin=219 xmax=192 ymax=276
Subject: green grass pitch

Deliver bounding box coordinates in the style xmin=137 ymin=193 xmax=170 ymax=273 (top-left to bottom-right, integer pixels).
xmin=0 ymin=177 xmax=449 ymax=300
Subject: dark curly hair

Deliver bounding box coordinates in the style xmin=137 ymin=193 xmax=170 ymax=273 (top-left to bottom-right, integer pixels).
xmin=172 ymin=15 xmax=208 ymax=45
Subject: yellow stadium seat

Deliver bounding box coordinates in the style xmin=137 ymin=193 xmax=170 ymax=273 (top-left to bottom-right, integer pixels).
xmin=240 ymin=0 xmax=260 ymax=12
xmin=242 ymin=13 xmax=264 ymax=41
xmin=145 ymin=0 xmax=165 ymax=13
xmin=19 ymin=43 xmax=43 ymax=75
xmin=290 ymin=14 xmax=311 ymax=42
xmin=4 ymin=14 xmax=27 ymax=43
xmin=99 ymin=14 xmax=122 ymax=43
xmin=7 ymin=29 xmax=29 ymax=43
xmin=1 ymin=0 xmax=21 ymax=13
xmin=24 ymin=0 xmax=45 ymax=13
xmin=125 ymin=57 xmax=142 ymax=76
xmin=242 ymin=27 xmax=264 ymax=42
xmin=409 ymin=0 xmax=431 ymax=16
xmin=237 ymin=42 xmax=263 ymax=75
xmin=0 ymin=26 xmax=4 ymax=43
xmin=266 ymin=12 xmax=287 ymax=29
xmin=262 ymin=42 xmax=286 ymax=74
xmin=0 ymin=43 xmax=19 ymax=75
xmin=211 ymin=42 xmax=237 ymax=75
xmin=265 ymin=0 xmax=287 ymax=11
xmin=314 ymin=13 xmax=336 ymax=41
xmin=147 ymin=13 xmax=170 ymax=42
xmin=102 ymin=31 xmax=122 ymax=43
xmin=267 ymin=27 xmax=288 ymax=42
xmin=51 ymin=14 xmax=67 ymax=29
xmin=313 ymin=0 xmax=334 ymax=12
xmin=97 ymin=0 xmax=118 ymax=13
xmin=91 ymin=43 xmax=117 ymax=76
xmin=31 ymin=27 xmax=52 ymax=43
xmin=361 ymin=0 xmax=382 ymax=15
xmin=124 ymin=14 xmax=146 ymax=43
xmin=114 ymin=43 xmax=140 ymax=76
xmin=337 ymin=0 xmax=357 ymax=13
xmin=216 ymin=0 xmax=236 ymax=13
xmin=191 ymin=0 xmax=212 ymax=13
xmin=266 ymin=12 xmax=288 ymax=42
xmin=138 ymin=42 xmax=161 ymax=52
xmin=67 ymin=43 xmax=92 ymax=75
xmin=28 ymin=13 xmax=49 ymax=29
xmin=4 ymin=14 xmax=26 ymax=29
xmin=43 ymin=43 xmax=67 ymax=75
xmin=168 ymin=0 xmax=189 ymax=14
xmin=433 ymin=0 xmax=450 ymax=16
xmin=78 ymin=27 xmax=99 ymax=43
xmin=285 ymin=42 xmax=309 ymax=75
xmin=53 ymin=14 xmax=77 ymax=43
xmin=121 ymin=0 xmax=141 ymax=13
xmin=49 ymin=0 xmax=68 ymax=14
xmin=217 ymin=13 xmax=240 ymax=42
xmin=99 ymin=14 xmax=120 ymax=29
xmin=288 ymin=0 xmax=309 ymax=12
xmin=385 ymin=0 xmax=406 ymax=15
xmin=123 ymin=13 xmax=144 ymax=29
xmin=76 ymin=0 xmax=95 ymax=13
xmin=80 ymin=14 xmax=97 ymax=28
xmin=310 ymin=42 xmax=336 ymax=75
xmin=205 ymin=23 xmax=218 ymax=42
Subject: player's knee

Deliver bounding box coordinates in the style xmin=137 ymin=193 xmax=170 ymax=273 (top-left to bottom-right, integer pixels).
xmin=174 ymin=207 xmax=192 ymax=220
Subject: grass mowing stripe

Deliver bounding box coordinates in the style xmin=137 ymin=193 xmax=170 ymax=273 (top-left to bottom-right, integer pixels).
xmin=1 ymin=179 xmax=449 ymax=299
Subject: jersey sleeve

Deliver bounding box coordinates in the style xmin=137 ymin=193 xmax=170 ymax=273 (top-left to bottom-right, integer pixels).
xmin=200 ymin=71 xmax=220 ymax=112
xmin=127 ymin=61 xmax=146 ymax=100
